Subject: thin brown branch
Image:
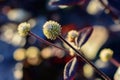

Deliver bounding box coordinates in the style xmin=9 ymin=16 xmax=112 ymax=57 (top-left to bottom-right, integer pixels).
xmin=58 ymin=35 xmax=111 ymax=80
xmin=110 ymin=58 xmax=120 ymax=67
xmin=29 ymin=31 xmax=69 ymax=53
xmin=99 ymin=0 xmax=120 ymax=24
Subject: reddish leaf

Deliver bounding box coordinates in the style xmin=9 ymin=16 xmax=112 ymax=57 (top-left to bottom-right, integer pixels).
xmin=61 ymin=24 xmax=78 ymax=36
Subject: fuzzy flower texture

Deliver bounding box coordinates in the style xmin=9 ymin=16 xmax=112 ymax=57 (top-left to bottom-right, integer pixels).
xmin=43 ymin=20 xmax=61 ymax=40
xmin=67 ymin=30 xmax=78 ymax=42
xmin=18 ymin=22 xmax=31 ymax=37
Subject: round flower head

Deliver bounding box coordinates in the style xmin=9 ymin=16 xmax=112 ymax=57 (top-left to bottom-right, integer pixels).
xmin=18 ymin=22 xmax=31 ymax=37
xmin=43 ymin=20 xmax=61 ymax=40
xmin=67 ymin=30 xmax=78 ymax=42
xmin=99 ymin=48 xmax=114 ymax=62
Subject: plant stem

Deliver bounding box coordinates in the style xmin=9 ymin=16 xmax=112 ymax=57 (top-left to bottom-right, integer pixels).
xmin=110 ymin=58 xmax=120 ymax=67
xmin=58 ymin=35 xmax=111 ymax=80
xmin=99 ymin=0 xmax=120 ymax=24
xmin=29 ymin=31 xmax=69 ymax=53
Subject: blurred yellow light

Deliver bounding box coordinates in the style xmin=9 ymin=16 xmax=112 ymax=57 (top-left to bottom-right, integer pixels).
xmin=7 ymin=9 xmax=30 ymax=22
xmin=28 ymin=18 xmax=37 ymax=28
xmin=0 ymin=23 xmax=25 ymax=47
xmin=1 ymin=23 xmax=17 ymax=32
xmin=27 ymin=57 xmax=42 ymax=66
xmin=83 ymin=64 xmax=94 ymax=78
xmin=52 ymin=43 xmax=65 ymax=58
xmin=13 ymin=48 xmax=26 ymax=61
xmin=86 ymin=0 xmax=108 ymax=15
xmin=14 ymin=69 xmax=23 ymax=80
xmin=26 ymin=46 xmax=40 ymax=58
xmin=81 ymin=26 xmax=109 ymax=60
xmin=11 ymin=33 xmax=26 ymax=47
xmin=114 ymin=67 xmax=120 ymax=80
xmin=41 ymin=47 xmax=53 ymax=59
xmin=1 ymin=28 xmax=14 ymax=44
xmin=58 ymin=5 xmax=69 ymax=9
xmin=15 ymin=62 xmax=23 ymax=70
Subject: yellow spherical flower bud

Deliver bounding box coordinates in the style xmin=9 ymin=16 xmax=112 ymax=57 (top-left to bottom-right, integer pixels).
xmin=18 ymin=22 xmax=31 ymax=37
xmin=43 ymin=20 xmax=61 ymax=40
xmin=99 ymin=48 xmax=114 ymax=62
xmin=67 ymin=30 xmax=78 ymax=42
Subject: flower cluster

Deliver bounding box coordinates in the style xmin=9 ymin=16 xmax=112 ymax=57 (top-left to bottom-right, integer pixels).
xmin=18 ymin=22 xmax=31 ymax=37
xmin=67 ymin=30 xmax=79 ymax=42
xmin=43 ymin=20 xmax=61 ymax=40
xmin=17 ymin=20 xmax=113 ymax=80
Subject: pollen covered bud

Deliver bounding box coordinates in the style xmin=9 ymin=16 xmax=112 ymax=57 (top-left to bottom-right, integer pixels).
xmin=43 ymin=20 xmax=61 ymax=40
xmin=99 ymin=48 xmax=113 ymax=62
xmin=67 ymin=30 xmax=78 ymax=42
xmin=18 ymin=22 xmax=31 ymax=37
